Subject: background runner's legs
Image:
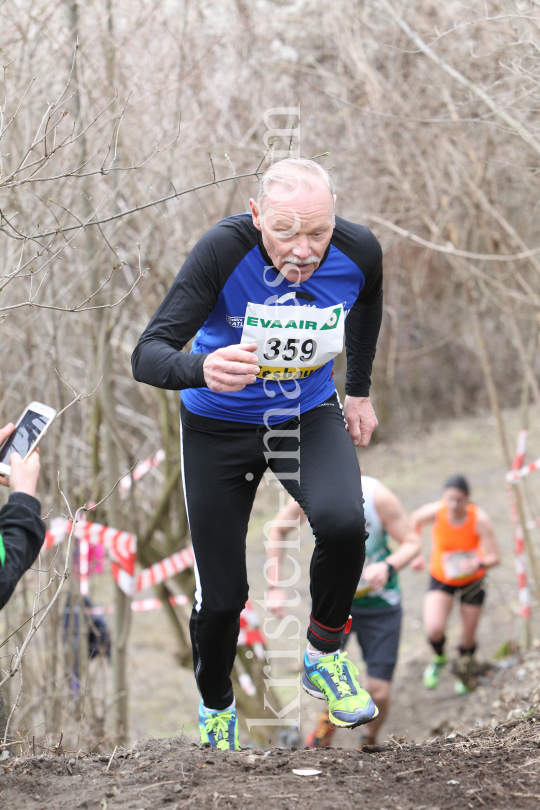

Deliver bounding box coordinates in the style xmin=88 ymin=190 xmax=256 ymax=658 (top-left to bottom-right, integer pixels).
xmin=424 ymin=590 xmax=454 ymax=644
xmin=180 ymin=404 xmax=267 ymax=710
xmin=459 ymin=603 xmax=482 ymax=649
xmin=268 ymin=395 xmax=367 ymax=652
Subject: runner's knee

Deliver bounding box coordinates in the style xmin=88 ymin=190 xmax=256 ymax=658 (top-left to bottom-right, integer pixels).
xmin=311 ymin=503 xmax=366 ymax=551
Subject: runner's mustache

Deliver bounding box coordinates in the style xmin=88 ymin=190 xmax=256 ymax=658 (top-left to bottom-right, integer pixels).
xmin=282 ymin=256 xmax=319 ymax=265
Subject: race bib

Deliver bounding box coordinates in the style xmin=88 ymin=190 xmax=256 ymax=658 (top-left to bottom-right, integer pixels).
xmin=240 ymin=301 xmax=344 ymax=381
xmin=442 ymin=551 xmax=480 ymax=581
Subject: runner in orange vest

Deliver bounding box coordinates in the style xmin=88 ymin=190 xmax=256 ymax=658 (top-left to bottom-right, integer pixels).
xmin=411 ymin=475 xmax=499 ymax=692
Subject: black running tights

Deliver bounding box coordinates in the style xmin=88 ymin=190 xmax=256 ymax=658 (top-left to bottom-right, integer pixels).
xmin=180 ymin=393 xmax=366 ymax=710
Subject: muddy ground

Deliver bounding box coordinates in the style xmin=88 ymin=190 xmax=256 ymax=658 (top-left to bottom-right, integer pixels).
xmin=3 ymin=710 xmax=540 ymax=810
xmin=4 ymin=645 xmax=540 ymax=809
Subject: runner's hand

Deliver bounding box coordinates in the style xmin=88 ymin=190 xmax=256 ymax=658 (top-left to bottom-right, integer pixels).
xmin=410 ymin=554 xmax=425 ymax=571
xmin=362 ymin=562 xmax=389 ymax=591
xmin=203 ymin=343 xmax=260 ymax=393
xmin=343 ymin=396 xmax=378 ymax=447
xmin=0 ymin=423 xmax=15 ymax=488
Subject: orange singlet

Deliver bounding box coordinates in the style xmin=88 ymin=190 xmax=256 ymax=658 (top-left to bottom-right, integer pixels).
xmin=429 ymin=502 xmax=484 ymax=587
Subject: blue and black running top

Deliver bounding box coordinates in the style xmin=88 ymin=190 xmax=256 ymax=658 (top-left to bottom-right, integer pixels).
xmin=131 ymin=213 xmax=383 ymax=424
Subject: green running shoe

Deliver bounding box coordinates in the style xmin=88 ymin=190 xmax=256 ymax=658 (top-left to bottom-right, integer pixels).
xmin=198 ymin=701 xmax=240 ymax=750
xmin=302 ymin=650 xmax=378 ymax=729
xmin=454 ymin=678 xmax=468 ymax=695
xmin=423 ymin=653 xmax=447 ymax=689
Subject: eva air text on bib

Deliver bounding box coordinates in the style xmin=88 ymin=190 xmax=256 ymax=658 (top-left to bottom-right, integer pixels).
xmin=240 ymin=302 xmax=344 ymax=381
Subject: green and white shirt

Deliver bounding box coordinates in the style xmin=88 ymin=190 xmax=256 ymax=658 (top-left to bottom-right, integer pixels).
xmin=352 ymin=475 xmax=400 ymax=609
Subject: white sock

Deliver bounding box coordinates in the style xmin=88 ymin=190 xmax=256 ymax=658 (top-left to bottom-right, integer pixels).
xmin=306 ymin=646 xmax=333 ymax=664
xmin=203 ymin=698 xmax=235 ymax=715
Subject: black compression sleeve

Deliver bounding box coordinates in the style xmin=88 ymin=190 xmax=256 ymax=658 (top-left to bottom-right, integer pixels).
xmin=131 ymin=215 xmax=256 ymax=391
xmin=345 ymin=290 xmax=383 ymax=396
xmin=0 ymin=493 xmax=46 ymax=610
xmin=332 ymin=218 xmax=384 ymax=397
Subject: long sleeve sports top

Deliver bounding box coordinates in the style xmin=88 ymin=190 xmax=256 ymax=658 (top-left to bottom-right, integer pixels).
xmin=0 ymin=492 xmax=46 ymax=610
xmin=132 ymin=213 xmax=383 ymax=424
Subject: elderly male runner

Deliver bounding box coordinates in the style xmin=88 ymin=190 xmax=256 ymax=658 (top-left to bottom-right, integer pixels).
xmin=132 ymin=158 xmax=383 ymax=750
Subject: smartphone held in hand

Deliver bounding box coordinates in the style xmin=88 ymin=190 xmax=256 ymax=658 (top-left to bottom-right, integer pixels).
xmin=0 ymin=401 xmax=56 ymax=478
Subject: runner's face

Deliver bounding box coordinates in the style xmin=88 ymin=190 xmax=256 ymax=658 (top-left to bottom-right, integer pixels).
xmin=443 ymin=487 xmax=469 ymax=521
xmin=250 ymin=180 xmax=336 ymax=284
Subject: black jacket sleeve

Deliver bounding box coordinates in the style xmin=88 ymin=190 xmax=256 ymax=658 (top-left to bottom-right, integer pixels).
xmin=131 ymin=216 xmax=256 ymax=390
xmin=0 ymin=492 xmax=46 ymax=610
xmin=332 ymin=218 xmax=383 ymax=397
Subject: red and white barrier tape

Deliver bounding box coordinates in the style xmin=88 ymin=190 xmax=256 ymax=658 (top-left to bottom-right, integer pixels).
xmin=87 ymin=594 xmax=265 ymax=668
xmin=506 ymin=455 xmax=540 ymax=483
xmin=45 ymin=517 xmax=138 ymax=595
xmin=87 ymin=593 xmax=190 ymax=615
xmin=506 ymin=430 xmax=531 ymax=618
xmin=120 ymin=449 xmax=165 ymax=492
xmin=135 ymin=546 xmax=195 ymax=592
xmin=238 ymin=600 xmax=265 ymax=658
xmin=45 ymin=518 xmax=137 ymax=574
xmin=45 ymin=518 xmax=267 ymax=653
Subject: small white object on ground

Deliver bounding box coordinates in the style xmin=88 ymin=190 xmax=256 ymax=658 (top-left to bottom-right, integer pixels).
xmin=292 ymin=769 xmax=322 ymax=776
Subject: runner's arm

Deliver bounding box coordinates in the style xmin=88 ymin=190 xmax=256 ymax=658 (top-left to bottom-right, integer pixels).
xmin=341 ymin=227 xmax=383 ymax=446
xmin=410 ymin=501 xmax=440 ymax=534
xmin=476 ymin=508 xmax=500 ymax=569
xmin=343 ymin=229 xmax=383 ymax=398
xmin=131 ymin=239 xmax=217 ymax=389
xmin=409 ymin=501 xmax=440 ymax=571
xmin=361 ymin=483 xmax=421 ymax=590
xmin=266 ymin=498 xmax=306 ymax=617
xmin=132 ymin=220 xmax=257 ymax=390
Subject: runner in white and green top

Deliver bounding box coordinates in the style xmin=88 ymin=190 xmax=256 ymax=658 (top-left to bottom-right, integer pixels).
xmin=353 ymin=475 xmax=401 ymax=610
xmin=267 ymin=475 xmax=420 ymax=749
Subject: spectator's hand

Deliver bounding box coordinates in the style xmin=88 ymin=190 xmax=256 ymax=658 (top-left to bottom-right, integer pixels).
xmin=203 ymin=343 xmax=260 ymax=393
xmin=9 ymin=450 xmax=40 ymax=497
xmin=343 ymin=396 xmax=378 ymax=447
xmin=0 ymin=423 xmax=15 ymax=488
xmin=362 ymin=561 xmax=389 ymax=591
xmin=267 ymin=586 xmax=287 ymax=618
xmin=410 ymin=554 xmax=425 ymax=571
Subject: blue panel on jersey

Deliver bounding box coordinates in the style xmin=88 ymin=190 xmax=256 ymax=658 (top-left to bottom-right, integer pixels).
xmin=181 ymin=243 xmax=364 ymax=424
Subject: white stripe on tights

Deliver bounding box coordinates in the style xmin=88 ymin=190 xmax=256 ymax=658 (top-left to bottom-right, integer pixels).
xmin=179 ymin=415 xmax=202 ymax=612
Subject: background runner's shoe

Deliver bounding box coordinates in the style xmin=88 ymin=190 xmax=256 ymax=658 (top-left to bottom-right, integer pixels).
xmin=423 ymin=653 xmax=447 ymax=689
xmin=454 ymin=678 xmax=468 ymax=695
xmin=198 ymin=701 xmax=240 ymax=750
xmin=305 ymin=709 xmax=335 ymax=748
xmin=302 ymin=651 xmax=378 ymax=729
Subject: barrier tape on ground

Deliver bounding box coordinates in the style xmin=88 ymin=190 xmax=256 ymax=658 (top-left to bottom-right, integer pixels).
xmin=120 ymin=449 xmax=165 ymax=492
xmin=506 ymin=430 xmax=531 ymax=618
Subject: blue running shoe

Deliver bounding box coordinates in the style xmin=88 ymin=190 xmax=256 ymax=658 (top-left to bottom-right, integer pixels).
xmin=302 ymin=650 xmax=378 ymax=729
xmin=198 ymin=701 xmax=240 ymax=750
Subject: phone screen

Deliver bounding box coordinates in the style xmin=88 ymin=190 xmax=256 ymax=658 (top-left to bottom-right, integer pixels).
xmin=0 ymin=410 xmax=50 ymax=464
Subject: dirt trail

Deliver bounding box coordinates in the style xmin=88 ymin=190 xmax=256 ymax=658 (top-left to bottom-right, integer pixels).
xmin=3 ymin=715 xmax=540 ymax=810
xmin=4 ymin=651 xmax=540 ymax=810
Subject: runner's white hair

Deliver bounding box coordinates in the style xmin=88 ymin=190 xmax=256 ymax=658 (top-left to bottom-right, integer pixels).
xmin=258 ymin=158 xmax=335 ymax=212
